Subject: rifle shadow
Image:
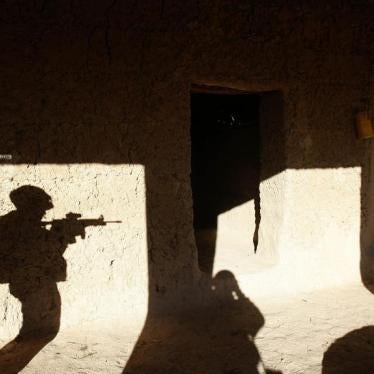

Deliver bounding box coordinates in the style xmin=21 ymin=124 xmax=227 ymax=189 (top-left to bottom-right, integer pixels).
xmin=0 ymin=185 xmax=86 ymax=373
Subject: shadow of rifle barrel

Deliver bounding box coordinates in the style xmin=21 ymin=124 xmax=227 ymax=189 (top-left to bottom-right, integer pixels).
xmin=40 ymin=213 xmax=121 ymax=238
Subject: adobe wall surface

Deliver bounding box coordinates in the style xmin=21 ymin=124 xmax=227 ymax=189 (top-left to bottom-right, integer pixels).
xmin=0 ymin=1 xmax=373 ymax=340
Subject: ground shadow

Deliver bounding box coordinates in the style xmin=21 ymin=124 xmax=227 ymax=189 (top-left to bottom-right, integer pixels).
xmin=322 ymin=326 xmax=374 ymax=374
xmin=0 ymin=185 xmax=108 ymax=373
xmin=123 ymin=270 xmax=281 ymax=374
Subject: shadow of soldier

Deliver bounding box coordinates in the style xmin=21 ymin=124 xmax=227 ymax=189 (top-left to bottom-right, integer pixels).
xmin=0 ymin=185 xmax=82 ymax=373
xmin=322 ymin=326 xmax=374 ymax=374
xmin=123 ymin=270 xmax=282 ymax=374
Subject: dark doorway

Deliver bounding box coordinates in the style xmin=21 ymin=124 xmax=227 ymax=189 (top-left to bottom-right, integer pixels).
xmin=191 ymin=90 xmax=261 ymax=274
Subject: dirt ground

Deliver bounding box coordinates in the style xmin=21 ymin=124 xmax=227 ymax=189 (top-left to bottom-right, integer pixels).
xmin=1 ymin=283 xmax=374 ymax=374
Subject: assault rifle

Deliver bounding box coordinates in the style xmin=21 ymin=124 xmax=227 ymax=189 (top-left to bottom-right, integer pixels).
xmin=41 ymin=212 xmax=121 ymax=239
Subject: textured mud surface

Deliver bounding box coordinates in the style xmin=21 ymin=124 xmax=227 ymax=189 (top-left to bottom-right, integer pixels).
xmin=0 ymin=284 xmax=372 ymax=374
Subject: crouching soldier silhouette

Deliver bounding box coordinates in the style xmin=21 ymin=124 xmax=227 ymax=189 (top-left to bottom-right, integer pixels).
xmin=0 ymin=185 xmax=119 ymax=372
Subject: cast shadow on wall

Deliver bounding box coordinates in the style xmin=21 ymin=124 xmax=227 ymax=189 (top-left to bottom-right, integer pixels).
xmin=123 ymin=270 xmax=281 ymax=374
xmin=0 ymin=185 xmax=112 ymax=373
xmin=0 ymin=90 xmax=286 ymax=373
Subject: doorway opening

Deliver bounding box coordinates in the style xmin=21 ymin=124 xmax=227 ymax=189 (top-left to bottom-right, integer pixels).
xmin=191 ymin=88 xmax=261 ymax=274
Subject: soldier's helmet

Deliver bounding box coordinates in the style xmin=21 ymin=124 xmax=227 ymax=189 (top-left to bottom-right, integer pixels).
xmin=10 ymin=185 xmax=53 ymax=211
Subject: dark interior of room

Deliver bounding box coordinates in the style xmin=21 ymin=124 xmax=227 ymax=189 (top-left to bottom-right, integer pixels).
xmin=191 ymin=92 xmax=261 ymax=273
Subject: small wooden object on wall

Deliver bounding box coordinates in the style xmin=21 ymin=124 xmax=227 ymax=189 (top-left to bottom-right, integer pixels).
xmin=356 ymin=110 xmax=374 ymax=139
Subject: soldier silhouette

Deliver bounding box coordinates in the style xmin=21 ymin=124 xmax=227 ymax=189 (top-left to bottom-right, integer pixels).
xmin=0 ymin=185 xmax=98 ymax=372
xmin=211 ymin=271 xmax=282 ymax=374
xmin=123 ymin=270 xmax=282 ymax=374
